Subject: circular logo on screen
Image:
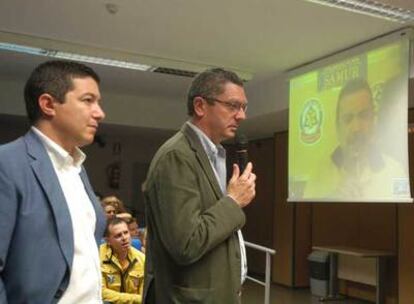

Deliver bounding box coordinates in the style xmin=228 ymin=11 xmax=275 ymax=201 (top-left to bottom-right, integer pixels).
xmin=300 ymin=99 xmax=323 ymax=144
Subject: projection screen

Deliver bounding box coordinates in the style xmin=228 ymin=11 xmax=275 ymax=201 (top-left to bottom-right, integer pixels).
xmin=288 ymin=32 xmax=412 ymax=203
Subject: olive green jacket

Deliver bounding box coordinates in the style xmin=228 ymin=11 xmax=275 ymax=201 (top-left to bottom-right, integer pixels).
xmin=143 ymin=123 xmax=245 ymax=304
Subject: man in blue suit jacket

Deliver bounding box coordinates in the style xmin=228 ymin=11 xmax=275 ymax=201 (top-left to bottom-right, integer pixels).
xmin=0 ymin=60 xmax=106 ymax=303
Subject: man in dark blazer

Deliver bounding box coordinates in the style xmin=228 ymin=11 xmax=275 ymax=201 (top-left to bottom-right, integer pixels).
xmin=143 ymin=68 xmax=256 ymax=303
xmin=0 ymin=60 xmax=106 ymax=303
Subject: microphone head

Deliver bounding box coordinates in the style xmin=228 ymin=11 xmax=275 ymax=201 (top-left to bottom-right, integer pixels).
xmin=235 ymin=132 xmax=248 ymax=172
xmin=235 ymin=133 xmax=248 ymax=150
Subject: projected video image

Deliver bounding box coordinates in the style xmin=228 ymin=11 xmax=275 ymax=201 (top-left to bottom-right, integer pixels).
xmin=288 ymin=39 xmax=411 ymax=202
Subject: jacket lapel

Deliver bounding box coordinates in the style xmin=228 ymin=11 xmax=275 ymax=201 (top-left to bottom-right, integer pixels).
xmin=181 ymin=123 xmax=224 ymax=199
xmin=25 ymin=130 xmax=74 ymax=269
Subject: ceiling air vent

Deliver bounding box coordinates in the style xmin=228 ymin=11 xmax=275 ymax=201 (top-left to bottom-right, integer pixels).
xmin=151 ymin=67 xmax=198 ymax=78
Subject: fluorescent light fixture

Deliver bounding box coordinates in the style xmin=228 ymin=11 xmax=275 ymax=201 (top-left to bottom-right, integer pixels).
xmin=304 ymin=0 xmax=414 ymax=23
xmin=0 ymin=42 xmax=153 ymax=71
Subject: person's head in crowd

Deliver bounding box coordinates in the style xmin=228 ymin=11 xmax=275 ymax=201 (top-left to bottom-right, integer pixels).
xmin=105 ymin=218 xmax=131 ymax=255
xmin=101 ymin=195 xmax=132 ymax=221
xmin=187 ymin=68 xmax=247 ymax=144
xmin=101 ymin=195 xmax=127 ymax=212
xmin=24 ymin=60 xmax=105 ymax=154
xmin=336 ymin=78 xmax=376 ymax=158
xmin=103 ymin=204 xmax=117 ymax=220
xmin=127 ymin=217 xmax=140 ymax=238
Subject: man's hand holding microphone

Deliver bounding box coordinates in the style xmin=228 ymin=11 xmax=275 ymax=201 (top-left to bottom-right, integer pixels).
xmin=227 ymin=162 xmax=256 ymax=208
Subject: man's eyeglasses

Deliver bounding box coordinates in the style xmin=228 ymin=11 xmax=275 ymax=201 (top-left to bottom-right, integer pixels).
xmin=205 ymin=97 xmax=248 ymax=113
xmin=339 ymin=109 xmax=375 ymax=126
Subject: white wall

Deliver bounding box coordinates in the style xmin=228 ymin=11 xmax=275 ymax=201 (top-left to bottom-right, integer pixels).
xmin=245 ymin=72 xmax=288 ymax=117
xmin=0 ymin=76 xmax=187 ymax=131
xmin=0 ymin=78 xmax=26 ymax=115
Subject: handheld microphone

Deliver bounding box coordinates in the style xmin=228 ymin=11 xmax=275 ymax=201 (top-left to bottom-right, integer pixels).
xmin=235 ymin=133 xmax=249 ymax=173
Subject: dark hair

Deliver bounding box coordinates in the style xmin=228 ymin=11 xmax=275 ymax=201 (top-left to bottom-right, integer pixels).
xmin=24 ymin=60 xmax=100 ymax=124
xmin=187 ymin=68 xmax=243 ymax=116
xmin=336 ymin=78 xmax=373 ymax=124
xmin=104 ymin=217 xmax=128 ymax=237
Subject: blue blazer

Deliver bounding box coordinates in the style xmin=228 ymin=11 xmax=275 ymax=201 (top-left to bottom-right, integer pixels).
xmin=0 ymin=130 xmax=106 ymax=304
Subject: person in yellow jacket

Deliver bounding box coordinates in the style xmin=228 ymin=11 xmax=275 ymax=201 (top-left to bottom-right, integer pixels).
xmin=100 ymin=217 xmax=145 ymax=304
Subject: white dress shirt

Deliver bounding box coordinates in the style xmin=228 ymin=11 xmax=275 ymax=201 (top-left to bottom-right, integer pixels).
xmin=32 ymin=127 xmax=102 ymax=304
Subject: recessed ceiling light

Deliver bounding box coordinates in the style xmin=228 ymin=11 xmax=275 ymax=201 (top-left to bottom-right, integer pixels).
xmin=304 ymin=0 xmax=414 ymax=23
xmin=0 ymin=42 xmax=153 ymax=71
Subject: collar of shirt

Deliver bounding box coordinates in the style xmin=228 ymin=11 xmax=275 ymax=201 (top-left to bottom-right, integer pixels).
xmin=102 ymin=244 xmax=141 ymax=270
xmin=186 ymin=121 xmax=226 ymax=162
xmin=31 ymin=126 xmax=86 ymax=172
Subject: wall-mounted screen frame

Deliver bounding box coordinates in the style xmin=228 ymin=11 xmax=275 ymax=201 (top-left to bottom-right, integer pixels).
xmin=288 ymin=28 xmax=413 ymax=203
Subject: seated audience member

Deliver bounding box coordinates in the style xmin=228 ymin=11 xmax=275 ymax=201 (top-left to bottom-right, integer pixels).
xmin=101 ymin=195 xmax=132 ymax=221
xmin=102 ymin=203 xmax=117 ymax=220
xmin=100 ymin=218 xmax=145 ymax=304
xmin=128 ymin=217 xmax=142 ymax=251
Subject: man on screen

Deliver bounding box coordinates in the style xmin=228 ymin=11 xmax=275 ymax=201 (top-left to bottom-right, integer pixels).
xmin=305 ymin=78 xmax=408 ymax=200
